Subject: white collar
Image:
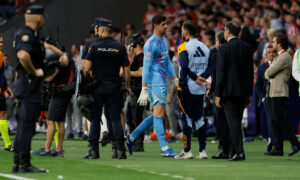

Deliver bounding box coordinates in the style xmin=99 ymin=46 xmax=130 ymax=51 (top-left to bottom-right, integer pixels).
xmin=227 ymin=36 xmax=236 ymax=42
xmin=268 ymin=60 xmax=273 ymax=64
xmin=277 ymin=49 xmax=285 ymax=55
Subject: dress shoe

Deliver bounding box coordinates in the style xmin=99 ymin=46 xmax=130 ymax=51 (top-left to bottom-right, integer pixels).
xmin=228 ymin=153 xmax=245 ymax=161
xmin=133 ymin=143 xmax=144 ymax=152
xmin=264 ymin=149 xmax=283 ymax=156
xmin=11 ymin=164 xmax=19 ymax=173
xmin=288 ymin=144 xmax=300 ymax=157
xmin=82 ymin=149 xmax=99 ymax=159
xmin=266 ymin=141 xmax=273 ymax=153
xmin=19 ymin=163 xmax=48 ymax=173
xmin=101 ymin=131 xmax=110 ymax=147
xmin=67 ymin=133 xmax=74 ymax=140
xmin=211 ymin=152 xmax=229 ymax=159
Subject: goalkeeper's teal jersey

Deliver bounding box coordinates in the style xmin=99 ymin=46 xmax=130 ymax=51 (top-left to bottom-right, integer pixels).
xmin=142 ymin=34 xmax=175 ymax=87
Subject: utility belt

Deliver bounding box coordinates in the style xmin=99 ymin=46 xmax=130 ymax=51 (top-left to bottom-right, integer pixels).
xmin=96 ymin=77 xmax=121 ymax=87
xmin=51 ymin=82 xmax=75 ymax=96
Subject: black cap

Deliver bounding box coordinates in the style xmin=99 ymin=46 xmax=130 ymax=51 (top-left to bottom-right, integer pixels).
xmin=91 ymin=17 xmax=112 ymax=27
xmin=26 ymin=5 xmax=44 ymax=15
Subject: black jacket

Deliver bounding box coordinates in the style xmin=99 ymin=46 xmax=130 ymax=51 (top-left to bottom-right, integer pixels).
xmin=215 ymin=37 xmax=253 ymax=97
xmin=255 ymin=62 xmax=269 ymax=107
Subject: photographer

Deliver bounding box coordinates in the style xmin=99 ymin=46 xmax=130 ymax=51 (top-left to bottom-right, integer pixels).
xmin=125 ymin=34 xmax=145 ymax=151
xmin=32 ymin=43 xmax=74 ymax=157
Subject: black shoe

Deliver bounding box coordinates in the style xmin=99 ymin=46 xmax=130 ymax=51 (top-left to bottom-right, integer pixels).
xmin=211 ymin=152 xmax=229 ymax=159
xmin=4 ymin=145 xmax=14 ymax=152
xmin=101 ymin=131 xmax=110 ymax=147
xmin=264 ymin=149 xmax=283 ymax=156
xmin=19 ymin=164 xmax=48 ymax=173
xmin=112 ymin=142 xmax=118 ymax=159
xmin=117 ymin=142 xmax=127 ymax=159
xmin=288 ymin=144 xmax=300 ymax=157
xmin=82 ymin=134 xmax=88 ymax=140
xmin=228 ymin=153 xmax=245 ymax=161
xmin=67 ymin=133 xmax=74 ymax=140
xmin=133 ymin=143 xmax=144 ymax=152
xmin=11 ymin=164 xmax=19 ymax=173
xmin=266 ymin=141 xmax=273 ymax=153
xmin=82 ymin=149 xmax=99 ymax=159
xmin=78 ymin=132 xmax=83 ymax=138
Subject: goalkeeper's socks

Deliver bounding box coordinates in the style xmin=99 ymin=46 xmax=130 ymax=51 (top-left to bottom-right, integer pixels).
xmin=154 ymin=116 xmax=168 ymax=148
xmin=131 ymin=115 xmax=153 ymax=140
xmin=0 ymin=120 xmax=11 ymax=148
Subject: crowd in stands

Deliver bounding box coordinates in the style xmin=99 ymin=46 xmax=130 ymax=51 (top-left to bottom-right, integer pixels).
xmin=0 ymin=0 xmax=39 ymax=25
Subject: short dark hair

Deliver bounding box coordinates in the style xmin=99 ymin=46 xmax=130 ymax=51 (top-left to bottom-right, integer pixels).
xmin=225 ymin=21 xmax=241 ymax=36
xmin=216 ymin=30 xmax=226 ymax=44
xmin=273 ymin=31 xmax=289 ymax=50
xmin=182 ymin=21 xmax=198 ymax=37
xmin=152 ymin=15 xmax=166 ymax=27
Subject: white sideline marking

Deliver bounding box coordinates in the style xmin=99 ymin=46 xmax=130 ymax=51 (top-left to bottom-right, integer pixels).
xmin=172 ymin=175 xmax=184 ymax=178
xmin=271 ymin=165 xmax=300 ymax=168
xmin=185 ymin=178 xmax=195 ymax=180
xmin=113 ymin=165 xmax=138 ymax=169
xmin=186 ymin=164 xmax=227 ymax=167
xmin=113 ymin=164 xmax=195 ymax=180
xmin=0 ymin=173 xmax=36 ymax=180
xmin=159 ymin=173 xmax=169 ymax=176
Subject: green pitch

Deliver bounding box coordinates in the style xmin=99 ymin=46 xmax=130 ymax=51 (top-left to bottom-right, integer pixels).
xmin=0 ymin=135 xmax=300 ymax=180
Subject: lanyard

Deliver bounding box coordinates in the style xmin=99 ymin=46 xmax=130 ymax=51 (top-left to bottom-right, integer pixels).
xmin=278 ymin=50 xmax=286 ymax=58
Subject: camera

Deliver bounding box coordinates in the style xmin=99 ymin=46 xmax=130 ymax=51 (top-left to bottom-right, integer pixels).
xmin=130 ymin=34 xmax=144 ymax=48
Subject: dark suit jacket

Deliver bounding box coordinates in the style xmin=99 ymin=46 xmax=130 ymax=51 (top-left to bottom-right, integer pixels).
xmin=255 ymin=62 xmax=269 ymax=107
xmin=209 ymin=47 xmax=217 ymax=94
xmin=215 ymin=37 xmax=253 ymax=97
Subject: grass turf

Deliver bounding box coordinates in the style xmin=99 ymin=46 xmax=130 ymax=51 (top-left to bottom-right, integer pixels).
xmin=0 ymin=135 xmax=300 ymax=180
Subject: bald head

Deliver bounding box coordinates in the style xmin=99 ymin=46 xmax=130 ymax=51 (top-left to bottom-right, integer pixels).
xmin=25 ymin=14 xmax=44 ymax=30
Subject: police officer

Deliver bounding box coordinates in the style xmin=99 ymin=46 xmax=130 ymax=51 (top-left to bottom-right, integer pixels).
xmin=81 ymin=17 xmax=102 ymax=61
xmin=125 ymin=34 xmax=145 ymax=151
xmin=13 ymin=5 xmax=47 ymax=173
xmin=83 ymin=18 xmax=131 ymax=159
xmin=81 ymin=17 xmax=111 ymax=146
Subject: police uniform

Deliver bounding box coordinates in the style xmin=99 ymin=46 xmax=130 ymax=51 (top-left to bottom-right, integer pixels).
xmin=13 ymin=5 xmax=47 ymax=173
xmin=81 ymin=17 xmax=112 ymax=145
xmin=84 ymin=18 xmax=129 ymax=159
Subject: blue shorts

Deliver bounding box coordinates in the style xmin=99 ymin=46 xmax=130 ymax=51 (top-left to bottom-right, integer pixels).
xmin=148 ymin=86 xmax=167 ymax=105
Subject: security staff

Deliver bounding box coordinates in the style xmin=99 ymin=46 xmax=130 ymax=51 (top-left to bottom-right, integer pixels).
xmin=83 ymin=18 xmax=131 ymax=159
xmin=125 ymin=34 xmax=145 ymax=151
xmin=81 ymin=17 xmax=111 ymax=147
xmin=13 ymin=5 xmax=47 ymax=173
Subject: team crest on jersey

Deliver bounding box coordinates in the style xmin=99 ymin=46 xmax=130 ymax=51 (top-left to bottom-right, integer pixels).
xmin=145 ymin=52 xmax=151 ymax=59
xmin=21 ymin=35 xmax=29 ymax=42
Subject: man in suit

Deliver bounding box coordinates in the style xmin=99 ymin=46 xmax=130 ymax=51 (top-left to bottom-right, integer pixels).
xmin=209 ymin=31 xmax=231 ymax=159
xmin=264 ymin=32 xmax=300 ymax=156
xmin=215 ymin=21 xmax=253 ymax=161
xmin=255 ymin=45 xmax=277 ymax=153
